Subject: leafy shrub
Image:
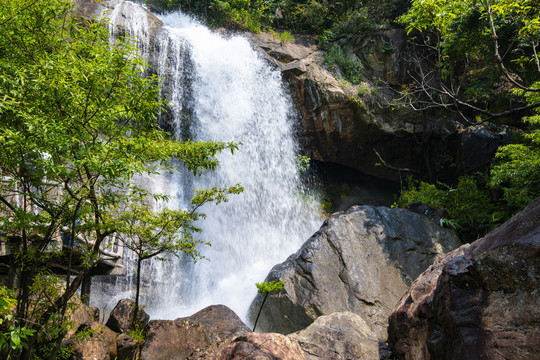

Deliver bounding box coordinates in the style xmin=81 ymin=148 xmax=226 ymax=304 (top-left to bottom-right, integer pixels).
xmin=256 ymin=280 xmax=284 ymax=294
xmin=252 ymin=280 xmax=284 ymax=331
xmin=269 ymin=29 xmax=294 ymax=46
xmin=396 ymin=176 xmax=502 ymax=242
xmin=211 ymin=0 xmax=263 ymax=32
xmin=324 ymin=43 xmax=364 ymax=84
xmin=293 ymin=0 xmax=330 ymax=33
xmin=490 ymin=88 xmax=540 ymax=209
xmin=0 ymin=287 xmax=35 ymax=358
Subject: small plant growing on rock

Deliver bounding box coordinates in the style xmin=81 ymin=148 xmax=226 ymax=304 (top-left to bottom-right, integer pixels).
xmin=269 ymin=29 xmax=294 ymax=46
xmin=295 ymin=155 xmax=311 ymax=173
xmin=252 ymin=280 xmax=284 ymax=332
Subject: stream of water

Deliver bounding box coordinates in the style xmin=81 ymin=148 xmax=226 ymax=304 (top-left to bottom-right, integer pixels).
xmin=91 ymin=1 xmax=322 ymax=321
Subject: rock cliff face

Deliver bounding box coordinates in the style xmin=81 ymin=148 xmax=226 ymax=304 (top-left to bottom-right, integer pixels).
xmin=247 ymin=205 xmax=460 ymax=341
xmin=248 ymin=32 xmax=425 ymax=182
xmin=248 ymin=32 xmax=511 ymax=182
xmin=388 ymin=197 xmax=540 ymax=360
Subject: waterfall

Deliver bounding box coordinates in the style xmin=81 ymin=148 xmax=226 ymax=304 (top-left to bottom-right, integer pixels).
xmin=91 ymin=1 xmax=322 ymax=321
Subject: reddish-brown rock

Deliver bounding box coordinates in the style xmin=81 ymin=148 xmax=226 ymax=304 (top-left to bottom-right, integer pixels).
xmin=207 ymin=332 xmax=306 ymax=360
xmin=388 ymin=197 xmax=540 ymax=360
xmin=71 ymin=321 xmax=118 ymax=360
xmin=141 ymin=305 xmax=250 ymax=360
xmin=64 ymin=294 xmax=100 ymax=339
xmin=106 ymin=298 xmax=150 ymax=333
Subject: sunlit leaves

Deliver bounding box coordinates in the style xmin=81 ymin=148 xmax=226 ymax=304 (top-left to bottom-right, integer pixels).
xmin=256 ymin=280 xmax=284 ymax=294
xmin=490 ymin=83 xmax=540 ymax=208
xmin=0 ymin=0 xmax=242 ymax=354
xmin=0 ymin=0 xmax=240 ymax=240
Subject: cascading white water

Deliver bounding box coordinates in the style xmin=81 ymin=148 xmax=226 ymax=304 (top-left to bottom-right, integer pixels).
xmin=91 ymin=1 xmax=322 ymax=321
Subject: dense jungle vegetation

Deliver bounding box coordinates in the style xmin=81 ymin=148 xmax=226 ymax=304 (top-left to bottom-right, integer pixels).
xmin=147 ymin=0 xmax=540 ymax=243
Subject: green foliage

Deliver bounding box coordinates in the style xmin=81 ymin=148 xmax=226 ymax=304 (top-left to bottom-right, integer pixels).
xmin=397 ymin=94 xmax=540 ymax=241
xmin=144 ymin=0 xmax=212 ymax=14
xmin=211 ymin=0 xmax=265 ymax=32
xmin=324 ymin=43 xmax=364 ymax=84
xmin=321 ymin=198 xmax=333 ymax=214
xmin=490 ymin=86 xmax=540 ymax=209
xmin=439 ymin=218 xmax=461 ymax=230
xmin=400 ymin=0 xmax=539 ymax=109
xmin=256 ymin=280 xmax=284 ymax=294
xmin=395 ymin=0 xmax=540 ymax=242
xmin=128 ymin=320 xmax=148 ymax=360
xmin=146 ymin=0 xmax=277 ymax=32
xmin=129 ymin=325 xmax=147 ymax=345
xmin=357 ymin=82 xmax=374 ymax=97
xmin=0 ymin=315 xmax=35 ymax=357
xmin=147 ymin=0 xmax=408 ymax=35
xmin=269 ymin=29 xmax=294 ymax=46
xmin=28 ymin=274 xmax=77 ymax=360
xmin=396 ymin=176 xmax=501 ymax=241
xmin=294 ymin=155 xmax=311 ymax=173
xmin=319 ymin=7 xmax=375 ymax=50
xmin=0 ymin=287 xmax=35 ymax=358
xmin=0 ymin=0 xmax=240 ymax=357
xmin=253 ymin=280 xmax=284 ymax=331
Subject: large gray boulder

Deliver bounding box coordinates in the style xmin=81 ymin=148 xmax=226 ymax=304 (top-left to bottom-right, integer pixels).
xmin=289 ymin=312 xmax=380 ymax=360
xmin=388 ymin=197 xmax=540 ymax=360
xmin=247 ymin=205 xmax=459 ymax=341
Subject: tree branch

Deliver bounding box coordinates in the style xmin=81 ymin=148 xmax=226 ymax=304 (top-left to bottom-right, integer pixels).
xmin=487 ymin=0 xmax=540 ymax=93
xmin=373 ymin=148 xmax=419 ymax=174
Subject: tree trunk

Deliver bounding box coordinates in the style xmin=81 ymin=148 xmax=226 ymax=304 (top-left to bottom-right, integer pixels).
xmin=81 ymin=276 xmax=92 ymax=305
xmin=134 ymin=257 xmax=142 ymax=327
xmin=252 ymin=293 xmax=269 ymax=332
